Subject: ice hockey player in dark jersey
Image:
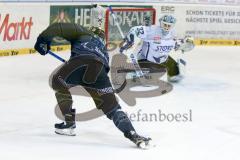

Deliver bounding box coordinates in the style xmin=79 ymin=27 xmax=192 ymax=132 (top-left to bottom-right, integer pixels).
xmin=34 ymin=22 xmax=152 ymax=149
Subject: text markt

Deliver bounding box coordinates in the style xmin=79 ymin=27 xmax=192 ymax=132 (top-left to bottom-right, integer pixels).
xmin=0 ymin=14 xmax=33 ymax=41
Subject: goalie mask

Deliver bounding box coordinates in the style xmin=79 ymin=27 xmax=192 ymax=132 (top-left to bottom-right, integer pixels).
xmin=159 ymin=15 xmax=176 ymax=35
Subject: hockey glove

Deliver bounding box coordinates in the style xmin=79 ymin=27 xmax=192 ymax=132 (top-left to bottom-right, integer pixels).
xmin=34 ymin=37 xmax=51 ymax=56
xmin=119 ymin=34 xmax=134 ymax=54
xmin=175 ymin=36 xmax=195 ymax=53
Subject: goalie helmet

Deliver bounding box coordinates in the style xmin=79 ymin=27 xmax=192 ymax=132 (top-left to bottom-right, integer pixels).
xmin=159 ymin=15 xmax=176 ymax=35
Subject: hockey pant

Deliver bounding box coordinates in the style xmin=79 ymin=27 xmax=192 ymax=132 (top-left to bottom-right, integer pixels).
xmin=138 ymin=56 xmax=179 ymax=77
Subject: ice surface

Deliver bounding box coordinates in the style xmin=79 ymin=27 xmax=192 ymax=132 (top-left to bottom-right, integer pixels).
xmin=0 ymin=46 xmax=240 ymax=160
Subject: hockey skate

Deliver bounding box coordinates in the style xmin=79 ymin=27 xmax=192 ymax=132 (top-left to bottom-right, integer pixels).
xmin=168 ymin=74 xmax=184 ymax=83
xmin=55 ymin=122 xmax=76 ymax=136
xmin=124 ymin=131 xmax=154 ymax=149
xmin=55 ymin=109 xmax=76 ymax=136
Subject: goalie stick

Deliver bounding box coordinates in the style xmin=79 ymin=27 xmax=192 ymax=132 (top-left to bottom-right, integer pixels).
xmin=108 ymin=6 xmax=146 ymax=80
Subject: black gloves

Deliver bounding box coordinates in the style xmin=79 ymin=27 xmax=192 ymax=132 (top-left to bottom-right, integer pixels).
xmin=34 ymin=37 xmax=50 ymax=55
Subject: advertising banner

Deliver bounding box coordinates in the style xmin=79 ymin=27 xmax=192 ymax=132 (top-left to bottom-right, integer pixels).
xmin=50 ymin=5 xmax=155 ymax=44
xmin=0 ymin=4 xmax=50 ymax=56
xmin=155 ymin=4 xmax=240 ymax=42
xmin=1 ymin=2 xmax=240 ymax=57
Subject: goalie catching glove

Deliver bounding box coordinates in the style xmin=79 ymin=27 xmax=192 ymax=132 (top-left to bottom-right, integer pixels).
xmin=175 ymin=36 xmax=195 ymax=53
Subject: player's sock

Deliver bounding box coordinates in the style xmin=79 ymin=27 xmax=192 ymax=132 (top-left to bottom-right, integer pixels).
xmin=55 ymin=109 xmax=76 ymax=136
xmin=106 ymin=106 xmax=135 ymax=134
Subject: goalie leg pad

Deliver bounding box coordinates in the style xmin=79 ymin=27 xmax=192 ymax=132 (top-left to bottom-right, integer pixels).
xmin=168 ymin=58 xmax=186 ymax=82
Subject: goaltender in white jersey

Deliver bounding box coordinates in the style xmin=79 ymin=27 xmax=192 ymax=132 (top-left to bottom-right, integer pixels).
xmin=120 ymin=14 xmax=195 ymax=82
xmin=132 ymin=25 xmax=176 ymax=64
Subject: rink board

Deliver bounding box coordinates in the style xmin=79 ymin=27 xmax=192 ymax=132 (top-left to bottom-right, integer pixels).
xmin=1 ymin=2 xmax=240 ymax=57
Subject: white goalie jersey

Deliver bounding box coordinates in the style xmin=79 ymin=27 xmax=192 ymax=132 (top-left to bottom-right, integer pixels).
xmin=126 ymin=25 xmax=177 ymax=64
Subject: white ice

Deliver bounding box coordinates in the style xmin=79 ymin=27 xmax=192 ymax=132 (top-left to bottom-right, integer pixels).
xmin=0 ymin=46 xmax=240 ymax=160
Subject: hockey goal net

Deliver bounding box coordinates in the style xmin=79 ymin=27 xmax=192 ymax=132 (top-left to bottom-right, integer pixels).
xmin=104 ymin=8 xmax=156 ymax=46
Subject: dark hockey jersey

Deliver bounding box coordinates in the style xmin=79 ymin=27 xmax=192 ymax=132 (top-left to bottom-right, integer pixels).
xmin=38 ymin=23 xmax=109 ymax=71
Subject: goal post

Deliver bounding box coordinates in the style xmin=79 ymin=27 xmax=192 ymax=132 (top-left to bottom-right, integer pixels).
xmin=104 ymin=7 xmax=156 ymax=45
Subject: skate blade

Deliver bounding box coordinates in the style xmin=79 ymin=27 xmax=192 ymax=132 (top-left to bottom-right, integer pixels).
xmin=138 ymin=140 xmax=156 ymax=150
xmin=55 ymin=128 xmax=76 ymax=136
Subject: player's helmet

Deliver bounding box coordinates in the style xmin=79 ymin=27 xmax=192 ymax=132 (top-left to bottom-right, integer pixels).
xmin=89 ymin=26 xmax=105 ymax=39
xmin=89 ymin=26 xmax=106 ymax=42
xmin=159 ymin=15 xmax=176 ymax=34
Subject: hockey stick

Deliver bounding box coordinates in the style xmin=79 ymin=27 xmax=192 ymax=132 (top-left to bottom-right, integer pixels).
xmin=108 ymin=6 xmax=145 ymax=79
xmin=48 ymin=50 xmax=66 ymax=63
xmin=108 ymin=6 xmax=125 ymax=39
